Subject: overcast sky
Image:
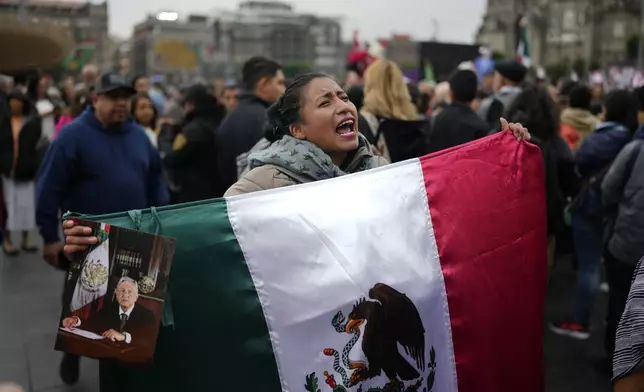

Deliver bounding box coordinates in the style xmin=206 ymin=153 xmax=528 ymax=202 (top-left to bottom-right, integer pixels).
xmin=97 ymin=0 xmax=486 ymax=43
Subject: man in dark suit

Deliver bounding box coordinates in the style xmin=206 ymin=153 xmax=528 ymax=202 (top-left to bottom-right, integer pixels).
xmin=62 ymin=277 xmax=155 ymax=346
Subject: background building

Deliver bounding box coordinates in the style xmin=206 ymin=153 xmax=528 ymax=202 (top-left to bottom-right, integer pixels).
xmin=476 ymin=0 xmax=642 ymax=70
xmin=131 ymin=13 xmax=216 ymax=83
xmin=383 ymin=34 xmax=418 ymax=75
xmin=0 ymin=0 xmax=110 ymax=73
xmin=130 ymin=1 xmax=344 ymax=82
xmin=213 ymin=1 xmax=343 ymax=78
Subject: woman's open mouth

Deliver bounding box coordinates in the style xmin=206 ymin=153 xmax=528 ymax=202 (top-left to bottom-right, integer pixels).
xmin=336 ymin=118 xmax=356 ymax=138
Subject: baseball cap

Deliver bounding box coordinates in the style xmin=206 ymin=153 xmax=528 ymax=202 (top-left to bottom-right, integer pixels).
xmin=93 ymin=72 xmax=136 ymax=95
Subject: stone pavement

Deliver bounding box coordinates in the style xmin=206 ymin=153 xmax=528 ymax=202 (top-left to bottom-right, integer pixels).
xmin=0 ymin=246 xmax=98 ymax=392
xmin=0 ymin=245 xmax=611 ymax=392
xmin=544 ymin=256 xmax=612 ymax=392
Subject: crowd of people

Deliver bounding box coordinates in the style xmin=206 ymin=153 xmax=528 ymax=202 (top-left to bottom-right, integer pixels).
xmin=0 ymin=52 xmax=644 ymax=391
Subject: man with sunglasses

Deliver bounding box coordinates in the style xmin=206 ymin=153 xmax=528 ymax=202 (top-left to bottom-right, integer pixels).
xmin=35 ymin=72 xmax=169 ymax=388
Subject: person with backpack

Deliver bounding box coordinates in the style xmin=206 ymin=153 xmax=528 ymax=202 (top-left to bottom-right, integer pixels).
xmin=550 ymin=90 xmax=641 ymax=341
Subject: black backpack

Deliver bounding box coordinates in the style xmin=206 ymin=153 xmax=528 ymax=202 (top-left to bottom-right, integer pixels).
xmin=361 ymin=114 xmax=430 ymax=163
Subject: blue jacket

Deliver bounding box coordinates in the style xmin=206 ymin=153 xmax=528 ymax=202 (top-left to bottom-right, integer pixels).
xmin=574 ymin=122 xmax=637 ymax=217
xmin=36 ymin=108 xmax=169 ymax=243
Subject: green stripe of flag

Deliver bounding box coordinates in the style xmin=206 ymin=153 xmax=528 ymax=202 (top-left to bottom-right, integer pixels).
xmin=83 ymin=199 xmax=280 ymax=391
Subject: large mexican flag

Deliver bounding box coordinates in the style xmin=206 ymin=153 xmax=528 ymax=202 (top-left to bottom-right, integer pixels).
xmin=76 ymin=132 xmax=546 ymax=392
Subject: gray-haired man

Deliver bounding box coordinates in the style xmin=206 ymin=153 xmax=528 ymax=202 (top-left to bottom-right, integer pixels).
xmin=61 ymin=277 xmax=155 ymax=344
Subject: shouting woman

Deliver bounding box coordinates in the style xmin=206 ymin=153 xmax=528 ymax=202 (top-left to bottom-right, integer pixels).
xmin=227 ymin=72 xmax=389 ymax=195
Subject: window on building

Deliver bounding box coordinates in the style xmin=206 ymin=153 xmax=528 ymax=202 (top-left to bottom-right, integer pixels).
xmin=327 ymin=25 xmax=337 ymax=44
xmin=563 ymin=9 xmax=576 ymax=30
xmin=318 ymin=31 xmax=327 ymax=46
xmin=613 ymin=21 xmax=625 ymax=38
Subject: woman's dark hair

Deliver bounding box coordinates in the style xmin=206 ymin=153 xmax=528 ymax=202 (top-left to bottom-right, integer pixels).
xmin=8 ymin=89 xmax=32 ymax=116
xmin=69 ymin=89 xmax=90 ymax=118
xmin=558 ymin=80 xmax=578 ymax=97
xmin=604 ymin=89 xmax=639 ymax=133
xmin=346 ymin=85 xmax=364 ymax=111
xmin=265 ymin=72 xmax=330 ymax=142
xmin=506 ymin=83 xmax=559 ymax=142
xmin=131 ymin=93 xmax=158 ymax=128
xmin=568 ymin=84 xmax=592 ymax=110
xmin=27 ymin=74 xmax=48 ymax=102
xmin=635 ymin=86 xmax=644 ymax=111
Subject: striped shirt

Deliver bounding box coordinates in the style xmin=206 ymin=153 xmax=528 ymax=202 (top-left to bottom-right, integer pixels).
xmin=614 ymin=256 xmax=644 ymax=380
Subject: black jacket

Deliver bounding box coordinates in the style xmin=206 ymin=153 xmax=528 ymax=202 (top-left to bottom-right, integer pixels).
xmin=82 ymin=300 xmax=156 ymax=346
xmin=540 ymin=135 xmax=579 ymax=234
xmin=162 ymin=101 xmax=225 ymax=203
xmin=358 ymin=114 xmax=431 ymax=162
xmin=0 ymin=106 xmax=43 ymax=181
xmin=428 ymin=102 xmax=490 ymax=153
xmin=216 ymin=93 xmax=272 ymax=190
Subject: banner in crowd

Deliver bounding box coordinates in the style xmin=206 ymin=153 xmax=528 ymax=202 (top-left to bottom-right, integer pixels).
xmin=80 ymin=132 xmax=547 ymax=392
xmin=591 ymin=67 xmax=644 ymax=89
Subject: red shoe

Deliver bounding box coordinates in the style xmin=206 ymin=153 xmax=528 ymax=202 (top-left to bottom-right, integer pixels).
xmin=549 ymin=321 xmax=590 ymax=340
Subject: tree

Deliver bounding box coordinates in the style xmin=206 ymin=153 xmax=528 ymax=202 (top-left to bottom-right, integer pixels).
xmin=572 ymin=58 xmax=587 ymax=79
xmin=627 ymin=34 xmax=639 ymax=62
xmin=492 ymin=51 xmax=506 ymax=61
xmin=545 ymin=59 xmax=570 ymax=84
xmin=282 ymin=62 xmax=312 ymax=78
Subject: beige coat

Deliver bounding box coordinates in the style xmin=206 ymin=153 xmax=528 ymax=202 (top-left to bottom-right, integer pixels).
xmin=225 ymin=149 xmax=388 ymax=197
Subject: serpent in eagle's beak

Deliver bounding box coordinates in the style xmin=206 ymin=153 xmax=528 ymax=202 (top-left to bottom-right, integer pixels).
xmin=345 ymin=318 xmax=365 ymax=334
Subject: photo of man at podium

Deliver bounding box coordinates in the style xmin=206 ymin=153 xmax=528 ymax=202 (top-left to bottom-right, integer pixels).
xmin=54 ymin=221 xmax=174 ymax=366
xmin=61 ymin=277 xmax=155 ymax=345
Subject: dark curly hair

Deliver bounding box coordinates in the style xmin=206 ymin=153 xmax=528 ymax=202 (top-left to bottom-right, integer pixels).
xmin=604 ymin=89 xmax=639 ymax=133
xmin=506 ymin=82 xmax=560 ymax=142
xmin=265 ymin=72 xmax=330 ymax=142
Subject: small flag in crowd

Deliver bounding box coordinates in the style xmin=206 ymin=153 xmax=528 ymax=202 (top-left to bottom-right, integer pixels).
xmin=516 ymin=16 xmax=531 ymax=68
xmin=84 ymin=132 xmax=547 ymax=392
xmin=69 ymin=223 xmax=110 ymax=313
xmin=423 ymin=62 xmax=436 ymax=83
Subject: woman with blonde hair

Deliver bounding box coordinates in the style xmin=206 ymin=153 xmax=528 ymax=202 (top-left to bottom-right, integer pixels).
xmin=358 ymin=59 xmax=430 ymax=162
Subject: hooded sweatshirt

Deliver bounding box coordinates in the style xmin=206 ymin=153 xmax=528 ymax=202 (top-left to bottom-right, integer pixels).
xmin=36 ymin=108 xmax=169 ymax=243
xmin=560 ymin=108 xmax=600 ymax=150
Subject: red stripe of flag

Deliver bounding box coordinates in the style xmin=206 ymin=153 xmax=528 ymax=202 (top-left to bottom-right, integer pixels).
xmin=421 ymin=132 xmax=547 ymax=391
